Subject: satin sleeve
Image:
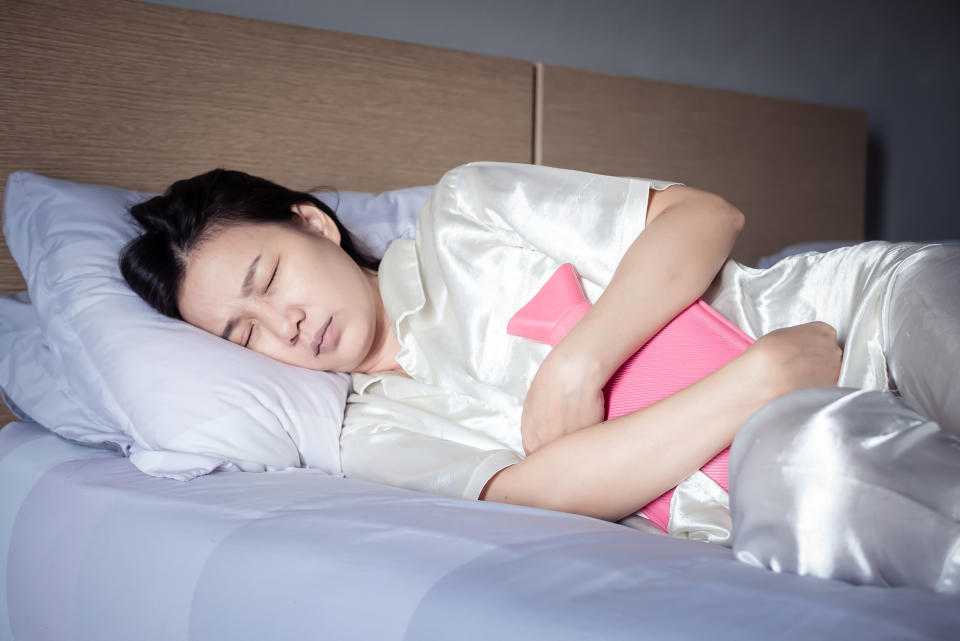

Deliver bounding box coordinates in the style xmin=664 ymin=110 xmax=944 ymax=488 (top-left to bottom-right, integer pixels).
xmin=339 ymin=423 xmax=521 ymax=500
xmin=341 ymin=372 xmax=524 ymax=500
xmin=424 ymin=162 xmax=682 ymax=289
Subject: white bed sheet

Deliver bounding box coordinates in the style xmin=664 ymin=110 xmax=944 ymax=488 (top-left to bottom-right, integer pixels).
xmin=1 ymin=420 xmax=957 ymax=641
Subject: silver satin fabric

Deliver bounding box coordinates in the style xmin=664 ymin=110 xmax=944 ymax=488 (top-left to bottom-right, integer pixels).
xmin=730 ymin=388 xmax=960 ymax=594
xmin=342 ymin=162 xmax=684 ymax=502
xmin=642 ymin=240 xmax=957 ymax=546
xmin=882 ymin=245 xmax=960 ymax=432
xmin=702 ymin=240 xmax=938 ymax=390
xmin=730 ymin=245 xmax=960 ymax=594
xmin=341 ymin=162 xmax=960 ymax=586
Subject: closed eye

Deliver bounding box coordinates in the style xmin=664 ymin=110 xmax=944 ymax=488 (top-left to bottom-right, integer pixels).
xmin=242 ymin=259 xmax=279 ymax=348
xmin=263 ymin=260 xmax=278 ymax=294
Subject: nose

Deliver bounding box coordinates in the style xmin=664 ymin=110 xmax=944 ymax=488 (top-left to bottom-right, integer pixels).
xmin=259 ymin=303 xmax=304 ymax=345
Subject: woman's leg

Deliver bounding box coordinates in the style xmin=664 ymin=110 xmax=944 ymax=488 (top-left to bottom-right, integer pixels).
xmin=882 ymin=244 xmax=960 ymax=435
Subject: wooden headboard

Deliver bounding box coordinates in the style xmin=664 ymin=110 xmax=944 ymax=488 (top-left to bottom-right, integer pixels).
xmin=0 ymin=0 xmax=534 ymax=294
xmin=537 ymin=64 xmax=868 ymax=267
xmin=0 ymin=0 xmax=868 ymax=427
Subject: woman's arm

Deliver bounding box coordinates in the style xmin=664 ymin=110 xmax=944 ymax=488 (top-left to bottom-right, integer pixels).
xmin=486 ymin=321 xmax=843 ymax=521
xmin=520 ymin=186 xmax=746 ymax=454
xmin=576 ymin=185 xmax=745 ymax=378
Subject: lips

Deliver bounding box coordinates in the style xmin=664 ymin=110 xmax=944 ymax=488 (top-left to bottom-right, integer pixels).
xmin=312 ymin=317 xmax=333 ymax=356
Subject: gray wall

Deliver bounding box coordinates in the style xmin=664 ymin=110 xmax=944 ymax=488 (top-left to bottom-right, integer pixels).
xmin=140 ymin=0 xmax=960 ymax=243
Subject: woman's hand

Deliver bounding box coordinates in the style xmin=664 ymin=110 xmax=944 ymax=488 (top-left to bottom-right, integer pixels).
xmin=749 ymin=321 xmax=843 ymax=399
xmin=516 ymin=187 xmax=745 ymax=457
xmin=521 ymin=344 xmax=607 ymax=456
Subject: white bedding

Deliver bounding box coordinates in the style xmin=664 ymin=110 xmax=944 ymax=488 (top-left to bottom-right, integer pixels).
xmin=1 ymin=420 xmax=958 ymax=641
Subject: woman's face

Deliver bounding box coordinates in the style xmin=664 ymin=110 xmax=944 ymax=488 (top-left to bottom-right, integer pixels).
xmin=178 ymin=203 xmax=380 ymax=372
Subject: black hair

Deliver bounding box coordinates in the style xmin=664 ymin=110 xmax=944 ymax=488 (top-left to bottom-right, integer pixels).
xmin=118 ymin=168 xmax=379 ymax=320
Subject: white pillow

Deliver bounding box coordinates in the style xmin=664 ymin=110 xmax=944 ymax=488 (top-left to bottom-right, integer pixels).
xmin=314 ymin=187 xmax=427 ymax=257
xmin=0 ymin=290 xmax=125 ymax=449
xmin=0 ymin=171 xmax=431 ymax=480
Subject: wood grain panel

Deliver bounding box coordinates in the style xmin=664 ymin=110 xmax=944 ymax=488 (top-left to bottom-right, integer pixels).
xmin=0 ymin=0 xmax=533 ymax=292
xmin=0 ymin=0 xmax=534 ymax=426
xmin=540 ymin=64 xmax=868 ymax=266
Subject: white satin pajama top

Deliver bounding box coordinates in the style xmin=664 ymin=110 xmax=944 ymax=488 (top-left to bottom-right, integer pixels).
xmin=339 ymin=161 xmax=930 ymax=545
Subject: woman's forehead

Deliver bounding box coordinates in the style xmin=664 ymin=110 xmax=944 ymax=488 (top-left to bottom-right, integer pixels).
xmin=180 ymin=226 xmax=266 ymax=311
xmin=191 ymin=221 xmax=297 ymax=268
xmin=199 ymin=221 xmax=271 ymax=252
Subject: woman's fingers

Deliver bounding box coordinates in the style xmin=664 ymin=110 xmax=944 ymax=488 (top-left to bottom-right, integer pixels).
xmin=751 ymin=322 xmax=844 ymax=397
xmin=521 ymin=348 xmax=606 ymax=455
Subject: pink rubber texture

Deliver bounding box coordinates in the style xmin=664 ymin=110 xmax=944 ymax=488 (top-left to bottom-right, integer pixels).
xmin=508 ymin=263 xmax=754 ymax=533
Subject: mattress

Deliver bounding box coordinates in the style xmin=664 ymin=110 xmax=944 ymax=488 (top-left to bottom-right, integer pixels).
xmin=1 ymin=420 xmax=957 ymax=641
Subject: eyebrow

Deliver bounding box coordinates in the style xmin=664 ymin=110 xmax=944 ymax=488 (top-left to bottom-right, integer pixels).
xmin=220 ymin=253 xmax=261 ymax=340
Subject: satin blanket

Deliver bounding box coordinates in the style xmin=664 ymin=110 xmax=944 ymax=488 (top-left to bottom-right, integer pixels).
xmin=728 ymin=245 xmax=960 ymax=594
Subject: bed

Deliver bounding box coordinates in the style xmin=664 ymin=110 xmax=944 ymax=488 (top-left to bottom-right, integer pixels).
xmin=1 ymin=1 xmax=958 ymax=639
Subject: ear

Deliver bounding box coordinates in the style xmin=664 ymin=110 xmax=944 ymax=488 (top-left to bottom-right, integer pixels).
xmin=291 ymin=202 xmax=342 ymax=246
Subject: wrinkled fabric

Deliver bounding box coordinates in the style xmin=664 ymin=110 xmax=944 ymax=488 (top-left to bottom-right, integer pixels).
xmin=730 ymin=387 xmax=960 ymax=594
xmin=6 ymin=421 xmax=960 ymax=641
xmin=882 ymin=245 xmax=960 ymax=434
xmin=703 ymin=240 xmax=936 ymax=390
xmin=674 ymin=243 xmax=960 ymax=550
xmin=341 ymin=161 xmax=960 ymax=556
xmin=342 ymin=162 xmax=684 ymax=507
xmin=729 ymin=244 xmax=960 ymax=593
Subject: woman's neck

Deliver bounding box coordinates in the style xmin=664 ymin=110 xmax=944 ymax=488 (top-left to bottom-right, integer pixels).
xmin=358 ymin=269 xmax=411 ymax=378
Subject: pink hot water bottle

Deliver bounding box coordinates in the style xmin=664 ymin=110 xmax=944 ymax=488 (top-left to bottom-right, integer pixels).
xmin=507 ymin=263 xmax=754 ymax=533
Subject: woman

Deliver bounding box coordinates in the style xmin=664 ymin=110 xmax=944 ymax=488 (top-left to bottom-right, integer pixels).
xmin=120 ymin=162 xmax=960 ymax=588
